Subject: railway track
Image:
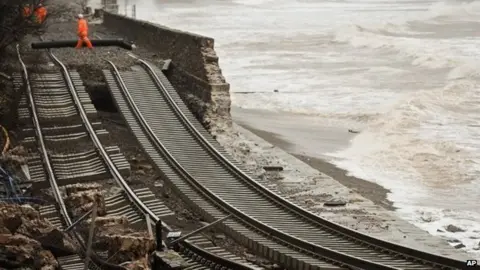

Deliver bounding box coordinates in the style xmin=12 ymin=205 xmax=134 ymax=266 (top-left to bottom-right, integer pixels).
xmin=104 ymin=59 xmax=471 ymax=270
xmin=15 ymin=45 xmax=258 ymax=269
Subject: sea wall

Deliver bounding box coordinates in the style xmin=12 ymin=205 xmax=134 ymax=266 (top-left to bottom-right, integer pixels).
xmin=102 ymin=12 xmax=232 ymax=131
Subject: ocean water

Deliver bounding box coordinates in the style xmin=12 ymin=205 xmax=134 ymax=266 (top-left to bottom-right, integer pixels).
xmin=128 ymin=0 xmax=480 ymax=254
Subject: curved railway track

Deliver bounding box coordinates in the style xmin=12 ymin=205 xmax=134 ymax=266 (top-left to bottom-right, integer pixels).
xmin=104 ymin=59 xmax=471 ymax=270
xmin=16 ymin=44 xmax=257 ymax=270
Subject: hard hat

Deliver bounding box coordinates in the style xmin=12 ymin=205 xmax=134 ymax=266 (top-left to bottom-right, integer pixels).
xmin=77 ymin=14 xmax=84 ymax=19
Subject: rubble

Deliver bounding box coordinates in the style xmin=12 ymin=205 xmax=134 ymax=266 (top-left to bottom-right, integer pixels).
xmin=97 ymin=231 xmax=155 ymax=264
xmin=65 ymin=182 xmax=102 ymax=195
xmin=123 ymin=256 xmax=150 ymax=269
xmin=152 ymin=249 xmax=188 ymax=269
xmin=64 ymin=188 xmax=107 ymax=216
xmin=0 ymin=145 xmax=27 ymax=165
xmin=85 ymin=215 xmax=129 ymax=227
xmin=0 ymin=234 xmax=58 ymax=269
xmin=0 ymin=203 xmax=78 ymax=255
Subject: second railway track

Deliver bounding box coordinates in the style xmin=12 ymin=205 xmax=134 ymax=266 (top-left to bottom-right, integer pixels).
xmin=16 ymin=44 xmax=259 ymax=270
xmin=104 ymin=59 xmax=470 ymax=270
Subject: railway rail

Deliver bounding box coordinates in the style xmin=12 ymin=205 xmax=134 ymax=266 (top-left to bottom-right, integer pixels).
xmin=104 ymin=59 xmax=471 ymax=270
xmin=15 ymin=44 xmax=257 ymax=270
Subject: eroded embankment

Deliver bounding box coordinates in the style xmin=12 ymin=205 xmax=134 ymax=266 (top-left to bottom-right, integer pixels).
xmin=102 ymin=12 xmax=232 ymax=132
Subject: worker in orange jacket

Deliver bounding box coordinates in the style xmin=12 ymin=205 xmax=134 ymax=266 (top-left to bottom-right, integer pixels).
xmin=34 ymin=3 xmax=47 ymax=24
xmin=75 ymin=14 xmax=93 ymax=49
xmin=22 ymin=4 xmax=32 ymax=18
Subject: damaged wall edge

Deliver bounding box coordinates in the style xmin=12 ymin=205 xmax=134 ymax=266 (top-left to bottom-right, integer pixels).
xmin=102 ymin=12 xmax=232 ymax=132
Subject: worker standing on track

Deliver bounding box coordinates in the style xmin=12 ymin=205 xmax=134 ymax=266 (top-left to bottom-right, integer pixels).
xmin=75 ymin=14 xmax=93 ymax=49
xmin=34 ymin=3 xmax=47 ymax=24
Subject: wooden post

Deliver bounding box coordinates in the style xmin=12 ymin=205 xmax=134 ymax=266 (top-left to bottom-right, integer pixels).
xmin=84 ymin=203 xmax=98 ymax=270
xmin=146 ymin=214 xmax=153 ymax=239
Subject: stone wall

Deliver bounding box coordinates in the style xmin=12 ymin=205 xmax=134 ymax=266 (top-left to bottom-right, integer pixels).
xmin=102 ymin=12 xmax=232 ymax=131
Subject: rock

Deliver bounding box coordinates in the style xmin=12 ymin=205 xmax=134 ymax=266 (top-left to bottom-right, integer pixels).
xmin=0 ymin=203 xmax=78 ymax=256
xmin=324 ymin=199 xmax=347 ymax=207
xmin=36 ymin=228 xmax=78 ymax=255
xmin=214 ymin=234 xmax=226 ymax=240
xmin=445 ymin=224 xmax=465 ymax=233
xmin=244 ymin=252 xmax=256 ymax=263
xmin=452 ymin=243 xmax=465 ymax=249
xmin=124 ymin=256 xmax=150 ymax=269
xmin=0 ymin=234 xmax=58 ymax=269
xmin=153 ymin=250 xmax=188 ymax=269
xmin=16 ymin=218 xmax=77 ymax=256
xmin=4 ymin=215 xmax=22 ymax=233
xmin=447 ymin=239 xmax=460 ymax=243
xmin=1 ymin=145 xmax=28 ymax=165
xmin=98 ymin=232 xmax=155 ymax=263
xmin=85 ymin=215 xmax=129 ymax=228
xmin=65 ymin=189 xmax=106 ymax=216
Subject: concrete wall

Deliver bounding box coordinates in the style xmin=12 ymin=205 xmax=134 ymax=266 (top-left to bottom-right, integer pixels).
xmin=102 ymin=12 xmax=232 ymax=131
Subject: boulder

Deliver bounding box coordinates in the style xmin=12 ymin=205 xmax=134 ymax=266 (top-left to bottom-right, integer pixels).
xmin=98 ymin=231 xmax=155 ymax=263
xmin=152 ymin=250 xmax=187 ymax=269
xmin=0 ymin=234 xmax=58 ymax=269
xmin=65 ymin=189 xmax=106 ymax=216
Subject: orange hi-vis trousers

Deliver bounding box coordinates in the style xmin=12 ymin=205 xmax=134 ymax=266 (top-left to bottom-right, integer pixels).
xmin=75 ymin=35 xmax=93 ymax=49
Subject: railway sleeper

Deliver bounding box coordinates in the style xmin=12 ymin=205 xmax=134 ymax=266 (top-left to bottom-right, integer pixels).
xmin=39 ymin=204 xmax=64 ymax=229
xmin=21 ymin=129 xmax=110 ymax=148
xmin=21 ymin=122 xmax=103 ymax=137
xmin=56 ymin=254 xmax=87 ymax=270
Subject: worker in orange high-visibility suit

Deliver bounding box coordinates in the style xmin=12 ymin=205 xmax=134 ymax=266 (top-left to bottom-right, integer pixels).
xmin=34 ymin=3 xmax=47 ymax=24
xmin=75 ymin=14 xmax=93 ymax=49
xmin=22 ymin=4 xmax=32 ymax=18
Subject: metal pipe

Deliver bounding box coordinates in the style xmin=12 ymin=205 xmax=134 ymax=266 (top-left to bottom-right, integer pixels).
xmin=84 ymin=203 xmax=98 ymax=270
xmin=31 ymin=39 xmax=135 ymax=50
xmin=64 ymin=208 xmax=94 ymax=232
xmin=168 ymin=214 xmax=232 ymax=247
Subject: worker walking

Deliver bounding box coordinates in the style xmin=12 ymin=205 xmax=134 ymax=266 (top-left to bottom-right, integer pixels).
xmin=75 ymin=14 xmax=93 ymax=49
xmin=34 ymin=3 xmax=47 ymax=24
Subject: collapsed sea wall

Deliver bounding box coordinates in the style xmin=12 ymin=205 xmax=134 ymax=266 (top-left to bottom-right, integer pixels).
xmin=102 ymin=12 xmax=232 ymax=131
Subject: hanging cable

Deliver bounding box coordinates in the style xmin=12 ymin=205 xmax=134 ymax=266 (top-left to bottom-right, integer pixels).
xmin=1 ymin=125 xmax=10 ymax=154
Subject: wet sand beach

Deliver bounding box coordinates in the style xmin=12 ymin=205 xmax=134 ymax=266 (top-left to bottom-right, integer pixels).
xmin=231 ymin=106 xmax=395 ymax=211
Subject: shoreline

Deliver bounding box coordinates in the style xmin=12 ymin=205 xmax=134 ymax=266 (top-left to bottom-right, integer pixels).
xmin=238 ymin=123 xmax=396 ymax=211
